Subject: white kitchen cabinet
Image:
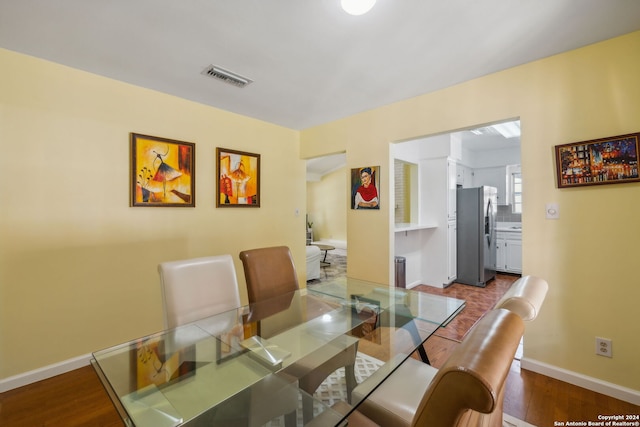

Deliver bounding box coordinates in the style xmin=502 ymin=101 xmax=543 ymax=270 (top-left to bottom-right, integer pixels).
xmin=455 ymin=163 xmax=473 ymax=188
xmin=417 ymin=156 xmax=457 ymax=287
xmin=505 ymin=238 xmax=522 ymax=273
xmin=447 ymin=220 xmax=457 ymax=282
xmin=496 ymin=235 xmax=505 ymax=273
xmin=447 ymin=160 xmax=457 ymax=220
xmin=473 ymin=166 xmax=507 ymax=205
xmin=496 ymin=230 xmax=522 ymax=273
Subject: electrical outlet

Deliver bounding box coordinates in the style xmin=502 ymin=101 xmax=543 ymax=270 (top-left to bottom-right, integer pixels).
xmin=596 ymin=337 xmax=612 ymax=358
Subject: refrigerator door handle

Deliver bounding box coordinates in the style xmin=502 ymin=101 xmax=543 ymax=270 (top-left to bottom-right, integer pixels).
xmin=485 ymin=199 xmax=493 ymax=246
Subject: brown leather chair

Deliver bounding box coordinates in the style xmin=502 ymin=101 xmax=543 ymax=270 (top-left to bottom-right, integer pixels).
xmin=349 ymin=309 xmax=525 ymax=427
xmin=494 ymin=275 xmax=548 ymax=321
xmin=239 ymin=246 xmax=359 ymax=423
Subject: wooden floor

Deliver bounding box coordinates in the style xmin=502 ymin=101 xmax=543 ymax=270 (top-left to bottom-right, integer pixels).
xmin=1 ymin=274 xmax=638 ymax=426
xmin=418 ymin=275 xmax=640 ymax=426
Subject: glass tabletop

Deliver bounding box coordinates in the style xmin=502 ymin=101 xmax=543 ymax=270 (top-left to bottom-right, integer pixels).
xmin=307 ymin=277 xmax=466 ymax=326
xmin=92 ymin=280 xmax=465 ymax=426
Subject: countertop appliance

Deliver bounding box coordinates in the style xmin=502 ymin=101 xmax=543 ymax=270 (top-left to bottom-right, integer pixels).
xmin=456 ymin=186 xmax=497 ymax=287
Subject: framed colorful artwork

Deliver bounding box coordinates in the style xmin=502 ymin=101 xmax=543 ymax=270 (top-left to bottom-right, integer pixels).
xmin=555 ymin=132 xmax=640 ymax=188
xmin=215 ymin=323 xmax=246 ymax=364
xmin=351 ymin=166 xmax=380 ymax=209
xmin=216 ymin=147 xmax=261 ymax=207
xmin=130 ymin=133 xmax=195 ymax=207
xmin=133 ymin=335 xmax=196 ymax=390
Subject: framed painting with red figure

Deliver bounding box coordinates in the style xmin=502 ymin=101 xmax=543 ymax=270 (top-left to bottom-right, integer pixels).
xmin=216 ymin=147 xmax=261 ymax=207
xmin=130 ymin=133 xmax=196 ymax=207
xmin=351 ymin=166 xmax=380 ymax=210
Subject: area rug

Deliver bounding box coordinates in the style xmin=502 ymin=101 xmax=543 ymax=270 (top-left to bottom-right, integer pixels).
xmin=265 ymin=352 xmax=382 ymax=426
xmin=307 ymin=253 xmax=347 ymax=285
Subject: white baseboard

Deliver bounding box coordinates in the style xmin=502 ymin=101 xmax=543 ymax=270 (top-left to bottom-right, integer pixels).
xmin=521 ymin=357 xmax=640 ymax=405
xmin=0 ymin=353 xmax=92 ymax=393
xmin=406 ymin=280 xmax=423 ymax=289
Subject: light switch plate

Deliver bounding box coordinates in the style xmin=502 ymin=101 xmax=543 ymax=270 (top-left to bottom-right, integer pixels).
xmin=546 ymin=203 xmax=559 ymax=219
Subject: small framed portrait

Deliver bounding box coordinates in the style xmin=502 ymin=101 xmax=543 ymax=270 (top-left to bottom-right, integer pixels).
xmin=351 ymin=166 xmax=380 ymax=209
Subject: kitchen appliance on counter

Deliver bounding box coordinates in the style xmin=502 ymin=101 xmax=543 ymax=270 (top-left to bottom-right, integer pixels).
xmin=456 ymin=186 xmax=497 ymax=287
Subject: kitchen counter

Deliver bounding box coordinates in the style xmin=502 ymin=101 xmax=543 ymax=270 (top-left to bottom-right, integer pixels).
xmin=495 ymin=222 xmax=522 ymax=233
xmin=395 ymin=223 xmax=437 ymax=232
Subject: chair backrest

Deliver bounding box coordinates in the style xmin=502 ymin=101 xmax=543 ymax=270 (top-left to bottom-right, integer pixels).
xmin=239 ymin=246 xmax=301 ymax=338
xmin=239 ymin=246 xmax=299 ymax=302
xmin=158 ymin=254 xmax=241 ymax=329
xmin=494 ymin=275 xmax=548 ymax=321
xmin=412 ymin=309 xmax=525 ymax=427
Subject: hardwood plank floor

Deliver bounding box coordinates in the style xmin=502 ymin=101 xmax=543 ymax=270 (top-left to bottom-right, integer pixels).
xmin=417 ymin=274 xmax=640 ymax=426
xmin=1 ymin=274 xmax=638 ymax=426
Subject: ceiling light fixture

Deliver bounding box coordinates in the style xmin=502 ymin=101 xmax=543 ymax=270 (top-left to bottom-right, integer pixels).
xmin=341 ymin=0 xmax=376 ymax=16
xmin=492 ymin=121 xmax=521 ymax=138
xmin=470 ymin=121 xmax=521 ymax=139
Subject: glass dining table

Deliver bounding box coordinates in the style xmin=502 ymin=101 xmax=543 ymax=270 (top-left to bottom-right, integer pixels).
xmin=92 ymin=277 xmax=465 ymax=427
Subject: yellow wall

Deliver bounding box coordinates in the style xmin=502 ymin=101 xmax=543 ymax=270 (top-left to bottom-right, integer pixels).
xmin=301 ymin=32 xmax=640 ymax=391
xmin=0 ymin=48 xmax=306 ymax=379
xmin=306 ymin=167 xmax=347 ymax=243
xmin=2 ymin=30 xmax=640 ymax=394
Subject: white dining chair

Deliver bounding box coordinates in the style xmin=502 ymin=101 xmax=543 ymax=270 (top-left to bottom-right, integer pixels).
xmin=158 ymin=254 xmax=241 ymax=331
xmin=158 ymin=254 xmax=298 ymax=427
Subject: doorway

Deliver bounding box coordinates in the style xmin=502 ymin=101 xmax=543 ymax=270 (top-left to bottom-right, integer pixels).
xmin=392 ymin=119 xmax=522 ymax=288
xmin=306 ymin=152 xmax=348 ymax=256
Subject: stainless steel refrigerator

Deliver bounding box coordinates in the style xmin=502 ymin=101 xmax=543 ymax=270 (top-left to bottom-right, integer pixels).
xmin=456 ymin=186 xmax=497 ymax=287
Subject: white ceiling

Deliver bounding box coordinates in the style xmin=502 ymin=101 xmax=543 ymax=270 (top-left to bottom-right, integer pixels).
xmin=2 ymin=1 xmax=640 ymax=131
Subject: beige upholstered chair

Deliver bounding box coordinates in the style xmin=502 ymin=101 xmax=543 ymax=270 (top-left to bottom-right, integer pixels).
xmin=494 ymin=275 xmax=548 ymax=321
xmin=239 ymin=246 xmax=359 ymax=423
xmin=306 ymin=245 xmax=322 ymax=280
xmin=158 ymin=254 xmax=240 ymax=331
xmin=349 ymin=309 xmax=525 ymax=427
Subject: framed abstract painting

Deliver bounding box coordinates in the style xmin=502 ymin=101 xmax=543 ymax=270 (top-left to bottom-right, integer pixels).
xmin=130 ymin=133 xmax=196 ymax=207
xmin=216 ymin=147 xmax=261 ymax=207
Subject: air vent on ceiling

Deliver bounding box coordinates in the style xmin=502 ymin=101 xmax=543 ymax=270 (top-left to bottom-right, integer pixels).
xmin=201 ymin=65 xmax=253 ymax=88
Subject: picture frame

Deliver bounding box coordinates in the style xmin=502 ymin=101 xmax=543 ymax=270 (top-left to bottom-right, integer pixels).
xmin=133 ymin=335 xmax=196 ymax=391
xmin=215 ymin=324 xmax=246 ymax=365
xmin=130 ymin=133 xmax=195 ymax=207
xmin=351 ymin=166 xmax=380 ymax=210
xmin=216 ymin=147 xmax=261 ymax=207
xmin=555 ymin=132 xmax=639 ymax=188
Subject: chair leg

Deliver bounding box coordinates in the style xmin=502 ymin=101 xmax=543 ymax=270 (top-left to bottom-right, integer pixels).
xmin=345 ymin=363 xmax=357 ymax=402
xmin=302 ymin=393 xmax=315 ymax=424
xmin=284 ymin=410 xmax=297 ymax=427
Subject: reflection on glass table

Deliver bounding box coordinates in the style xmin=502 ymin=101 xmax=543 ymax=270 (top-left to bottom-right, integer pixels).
xmin=92 ymin=280 xmax=465 ymax=426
